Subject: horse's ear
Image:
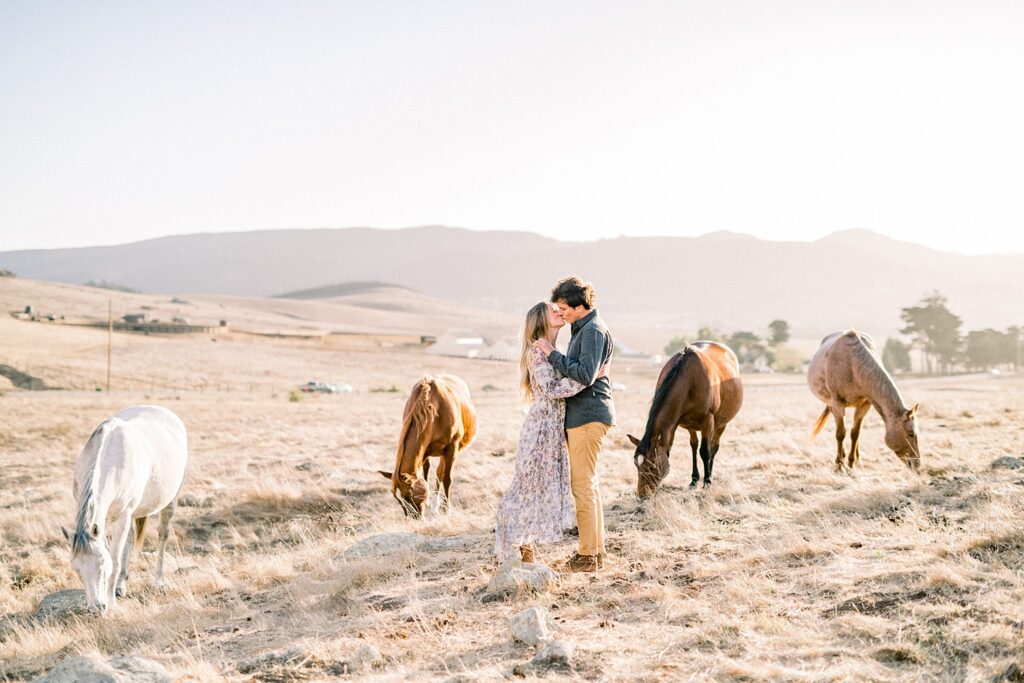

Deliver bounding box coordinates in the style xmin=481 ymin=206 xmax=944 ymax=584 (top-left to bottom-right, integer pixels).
xmin=908 ymin=403 xmax=920 ymax=418
xmin=61 ymin=526 xmax=71 ymax=542
xmin=627 ymin=434 xmax=640 ymax=448
xmin=378 ymin=470 xmax=393 ymax=480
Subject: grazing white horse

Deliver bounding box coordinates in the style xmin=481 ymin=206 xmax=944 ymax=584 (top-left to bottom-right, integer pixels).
xmin=62 ymin=405 xmax=188 ymax=612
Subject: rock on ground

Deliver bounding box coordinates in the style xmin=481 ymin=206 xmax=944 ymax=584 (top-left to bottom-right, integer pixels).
xmin=510 ymin=606 xmax=559 ymax=646
xmin=351 ymin=643 xmax=383 ymax=672
xmin=991 ymin=456 xmax=1024 ymax=470
xmin=512 ymin=640 xmax=575 ymax=676
xmin=33 ymin=590 xmax=88 ymax=622
xmin=342 ymin=533 xmax=424 ymax=559
xmin=31 ymin=654 xmax=172 ymax=682
xmin=484 ymin=562 xmax=559 ymax=602
xmin=341 ymin=532 xmax=480 ymax=559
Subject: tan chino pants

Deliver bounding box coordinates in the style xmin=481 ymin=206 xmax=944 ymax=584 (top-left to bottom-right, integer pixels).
xmin=566 ymin=421 xmax=610 ymax=557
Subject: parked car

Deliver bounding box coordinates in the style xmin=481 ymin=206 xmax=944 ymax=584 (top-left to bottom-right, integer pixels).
xmin=299 ymin=380 xmax=353 ymax=394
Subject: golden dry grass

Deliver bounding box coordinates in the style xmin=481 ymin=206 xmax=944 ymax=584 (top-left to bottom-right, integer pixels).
xmin=2 ymin=283 xmax=1024 ymax=681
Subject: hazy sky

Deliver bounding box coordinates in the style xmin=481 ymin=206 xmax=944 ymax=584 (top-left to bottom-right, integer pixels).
xmin=2 ymin=1 xmax=1023 ymax=253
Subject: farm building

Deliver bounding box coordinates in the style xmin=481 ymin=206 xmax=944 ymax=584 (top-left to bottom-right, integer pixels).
xmin=425 ymin=330 xmax=488 ymax=359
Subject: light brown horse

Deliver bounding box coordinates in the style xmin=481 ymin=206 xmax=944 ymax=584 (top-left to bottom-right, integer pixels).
xmin=378 ymin=374 xmax=477 ymax=517
xmin=627 ymin=342 xmax=744 ymax=496
xmin=808 ymin=330 xmax=920 ymax=471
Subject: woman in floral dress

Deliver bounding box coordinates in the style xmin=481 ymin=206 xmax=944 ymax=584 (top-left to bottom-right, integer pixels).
xmin=494 ymin=302 xmax=606 ymax=564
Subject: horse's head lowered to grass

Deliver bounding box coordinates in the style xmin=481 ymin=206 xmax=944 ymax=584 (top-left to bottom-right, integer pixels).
xmin=628 ymin=433 xmax=671 ymax=498
xmin=62 ymin=492 xmax=113 ymax=613
xmin=884 ymin=403 xmax=921 ymax=470
xmin=378 ymin=470 xmax=429 ymax=518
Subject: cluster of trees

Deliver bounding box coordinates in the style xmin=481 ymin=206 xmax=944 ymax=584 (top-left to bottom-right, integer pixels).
xmin=883 ymin=292 xmax=1021 ymax=373
xmin=664 ymin=320 xmax=799 ymax=371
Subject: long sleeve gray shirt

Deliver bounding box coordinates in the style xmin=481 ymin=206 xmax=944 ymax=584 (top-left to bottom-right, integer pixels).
xmin=547 ymin=308 xmax=616 ymax=429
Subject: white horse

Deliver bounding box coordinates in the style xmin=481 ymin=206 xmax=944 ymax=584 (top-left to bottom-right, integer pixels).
xmin=62 ymin=405 xmax=188 ymax=612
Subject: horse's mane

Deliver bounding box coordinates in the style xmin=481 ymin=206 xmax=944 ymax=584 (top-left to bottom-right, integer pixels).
xmin=390 ymin=378 xmax=439 ymax=492
xmin=72 ymin=421 xmax=111 ymax=555
xmin=638 ymin=349 xmax=691 ymax=452
xmin=846 ymin=331 xmax=905 ymax=413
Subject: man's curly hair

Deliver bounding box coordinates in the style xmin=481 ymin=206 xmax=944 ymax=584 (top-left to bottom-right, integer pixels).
xmin=550 ymin=276 xmax=595 ymax=310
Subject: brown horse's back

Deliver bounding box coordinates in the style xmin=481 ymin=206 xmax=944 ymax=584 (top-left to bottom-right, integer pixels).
xmin=685 ymin=341 xmax=743 ymax=427
xmin=433 ymin=374 xmax=477 ymax=451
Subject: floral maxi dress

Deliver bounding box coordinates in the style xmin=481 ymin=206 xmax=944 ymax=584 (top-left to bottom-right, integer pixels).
xmin=494 ymin=346 xmax=586 ymax=561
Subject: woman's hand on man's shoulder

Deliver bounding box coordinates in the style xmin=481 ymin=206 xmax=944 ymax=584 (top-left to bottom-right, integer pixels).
xmin=532 ymin=338 xmax=555 ymax=355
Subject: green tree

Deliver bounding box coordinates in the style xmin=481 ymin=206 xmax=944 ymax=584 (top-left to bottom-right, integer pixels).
xmin=768 ymin=320 xmax=790 ymax=347
xmin=1006 ymin=326 xmax=1021 ymax=370
xmin=664 ymin=335 xmax=690 ymax=357
xmin=965 ymin=329 xmax=1005 ymax=370
xmin=727 ymin=331 xmax=768 ymax=369
xmin=900 ymin=292 xmax=962 ymax=374
xmin=696 ymin=325 xmax=723 ymax=342
xmin=882 ymin=338 xmax=912 ymax=373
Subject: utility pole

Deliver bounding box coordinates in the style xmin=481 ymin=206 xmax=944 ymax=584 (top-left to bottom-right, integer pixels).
xmin=107 ymin=300 xmax=112 ymax=392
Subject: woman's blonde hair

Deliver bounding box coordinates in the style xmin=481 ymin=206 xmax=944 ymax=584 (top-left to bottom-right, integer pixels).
xmin=519 ymin=302 xmax=551 ymax=403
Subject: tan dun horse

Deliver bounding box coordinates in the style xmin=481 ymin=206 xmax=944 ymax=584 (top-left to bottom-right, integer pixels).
xmin=628 ymin=342 xmax=743 ymax=496
xmin=808 ymin=330 xmax=920 ymax=471
xmin=379 ymin=374 xmax=477 ymax=517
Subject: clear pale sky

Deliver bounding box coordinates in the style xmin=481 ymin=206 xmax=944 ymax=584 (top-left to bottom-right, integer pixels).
xmin=2 ymin=1 xmax=1022 ymax=253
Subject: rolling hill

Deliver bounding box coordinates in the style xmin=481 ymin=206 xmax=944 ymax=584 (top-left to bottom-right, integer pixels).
xmin=2 ymin=226 xmax=1021 ymax=338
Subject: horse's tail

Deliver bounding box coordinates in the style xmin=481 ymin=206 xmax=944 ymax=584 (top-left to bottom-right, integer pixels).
xmin=391 ymin=378 xmax=438 ymax=491
xmin=811 ymin=406 xmax=831 ymax=438
xmin=134 ymin=516 xmax=148 ymax=547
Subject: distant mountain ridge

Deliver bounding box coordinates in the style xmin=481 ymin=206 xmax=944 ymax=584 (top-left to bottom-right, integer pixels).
xmin=2 ymin=226 xmax=1021 ymax=337
xmin=274 ymin=281 xmax=413 ymax=299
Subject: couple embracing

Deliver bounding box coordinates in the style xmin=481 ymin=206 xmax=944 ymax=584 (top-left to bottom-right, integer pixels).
xmin=494 ymin=276 xmax=615 ymax=572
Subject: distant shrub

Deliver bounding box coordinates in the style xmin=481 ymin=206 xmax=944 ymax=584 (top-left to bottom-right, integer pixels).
xmin=288 ymin=389 xmax=302 ymax=402
xmin=664 ymin=335 xmax=690 ymax=357
xmin=85 ymin=279 xmax=141 ymax=293
xmin=369 ymin=385 xmax=401 ymax=393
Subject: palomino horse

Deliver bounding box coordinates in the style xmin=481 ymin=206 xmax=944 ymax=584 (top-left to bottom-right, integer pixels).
xmin=379 ymin=374 xmax=477 ymax=517
xmin=808 ymin=330 xmax=921 ymax=471
xmin=627 ymin=342 xmax=743 ymax=496
xmin=62 ymin=406 xmax=188 ymax=612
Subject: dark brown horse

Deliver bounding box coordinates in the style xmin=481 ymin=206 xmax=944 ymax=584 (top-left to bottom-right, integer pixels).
xmin=808 ymin=330 xmax=920 ymax=471
xmin=378 ymin=374 xmax=477 ymax=517
xmin=628 ymin=342 xmax=743 ymax=496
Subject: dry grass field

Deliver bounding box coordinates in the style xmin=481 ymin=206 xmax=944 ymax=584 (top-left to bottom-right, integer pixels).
xmin=2 ymin=280 xmax=1024 ymax=681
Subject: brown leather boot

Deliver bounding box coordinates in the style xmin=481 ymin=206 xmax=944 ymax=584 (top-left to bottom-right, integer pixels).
xmin=520 ymin=545 xmax=534 ymax=564
xmin=564 ymin=552 xmax=599 ymax=573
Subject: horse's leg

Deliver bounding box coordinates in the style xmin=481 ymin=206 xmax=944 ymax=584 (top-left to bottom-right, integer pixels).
xmin=437 ymin=445 xmax=457 ymax=513
xmin=156 ymin=500 xmax=177 ymax=585
xmin=849 ymin=402 xmax=871 ymax=469
xmin=700 ymin=415 xmax=715 ymax=487
xmin=831 ymin=401 xmax=847 ymax=473
xmin=708 ymin=425 xmax=727 ymax=482
xmin=422 ymin=457 xmax=431 ymax=487
xmin=688 ymin=430 xmax=700 ymax=488
xmin=109 ymin=515 xmax=133 ymax=604
xmin=115 ymin=517 xmax=141 ymax=598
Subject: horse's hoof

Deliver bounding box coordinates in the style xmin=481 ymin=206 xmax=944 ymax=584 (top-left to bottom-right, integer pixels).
xmin=115 ymin=585 xmax=127 ymax=599
xmin=689 ymin=481 xmax=698 ymax=489
xmin=702 ymin=481 xmax=712 ymax=489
